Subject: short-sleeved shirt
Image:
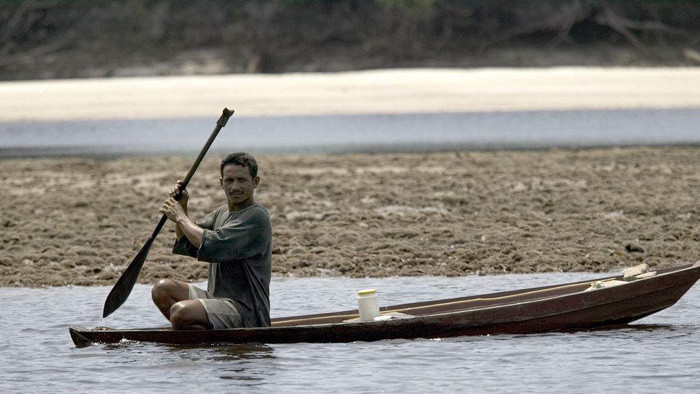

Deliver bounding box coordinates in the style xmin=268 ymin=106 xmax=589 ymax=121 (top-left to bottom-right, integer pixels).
xmin=173 ymin=204 xmax=272 ymax=327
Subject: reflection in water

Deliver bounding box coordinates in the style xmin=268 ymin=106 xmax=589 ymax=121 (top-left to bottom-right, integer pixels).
xmin=218 ymin=373 xmax=265 ymax=382
xmin=163 ymin=343 xmax=275 ymax=361
xmin=211 ymin=343 xmax=275 ymax=362
xmin=214 ymin=343 xmax=275 ymax=361
xmin=160 ymin=343 xmax=276 ymax=383
xmin=212 ymin=345 xmax=275 ymax=383
xmin=609 ymin=324 xmax=674 ymax=332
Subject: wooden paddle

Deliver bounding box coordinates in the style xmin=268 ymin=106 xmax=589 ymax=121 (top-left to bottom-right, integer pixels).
xmin=102 ymin=108 xmax=234 ymax=318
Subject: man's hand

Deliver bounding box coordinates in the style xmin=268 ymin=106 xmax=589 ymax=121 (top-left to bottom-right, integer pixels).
xmin=170 ymin=180 xmax=189 ymax=208
xmin=160 ymin=194 xmax=204 ymax=248
xmin=165 ymin=181 xmax=192 ymax=241
xmin=160 ymin=197 xmax=187 ymax=223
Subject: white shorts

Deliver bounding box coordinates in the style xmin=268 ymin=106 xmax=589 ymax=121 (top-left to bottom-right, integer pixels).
xmin=187 ymin=284 xmax=244 ymax=329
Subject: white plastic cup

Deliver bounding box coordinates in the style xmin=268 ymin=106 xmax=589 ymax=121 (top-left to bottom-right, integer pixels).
xmin=357 ymin=289 xmax=379 ymax=322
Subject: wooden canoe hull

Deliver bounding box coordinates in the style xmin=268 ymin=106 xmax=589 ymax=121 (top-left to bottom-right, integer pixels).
xmin=70 ymin=262 xmax=700 ymax=347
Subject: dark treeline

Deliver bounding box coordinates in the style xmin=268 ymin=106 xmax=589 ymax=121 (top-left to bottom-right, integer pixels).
xmin=1 ymin=0 xmax=699 ymax=80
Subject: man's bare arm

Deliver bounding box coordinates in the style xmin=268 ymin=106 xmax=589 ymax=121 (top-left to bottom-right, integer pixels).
xmin=174 ymin=214 xmax=205 ymax=248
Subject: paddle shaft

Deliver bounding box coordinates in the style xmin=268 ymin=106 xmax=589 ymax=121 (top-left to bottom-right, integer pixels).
xmin=102 ymin=108 xmax=233 ymax=317
xmin=150 ymin=108 xmax=233 ymax=237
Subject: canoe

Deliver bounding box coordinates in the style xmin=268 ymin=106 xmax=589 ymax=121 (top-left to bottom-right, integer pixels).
xmin=70 ymin=261 xmax=700 ymax=347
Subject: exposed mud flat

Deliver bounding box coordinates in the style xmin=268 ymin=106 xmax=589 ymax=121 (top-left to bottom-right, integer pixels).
xmin=1 ymin=147 xmax=698 ymax=287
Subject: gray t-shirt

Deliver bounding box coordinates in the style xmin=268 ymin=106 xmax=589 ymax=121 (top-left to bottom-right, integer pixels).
xmin=173 ymin=204 xmax=272 ymax=327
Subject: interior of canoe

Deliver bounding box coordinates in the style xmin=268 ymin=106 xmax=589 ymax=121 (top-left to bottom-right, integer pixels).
xmin=272 ymin=261 xmax=700 ymax=327
xmin=271 ymin=275 xmax=613 ymax=327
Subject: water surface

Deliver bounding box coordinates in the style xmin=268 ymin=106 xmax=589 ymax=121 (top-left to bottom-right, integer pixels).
xmin=2 ymin=273 xmax=699 ymax=393
xmin=1 ymin=108 xmax=699 ymax=157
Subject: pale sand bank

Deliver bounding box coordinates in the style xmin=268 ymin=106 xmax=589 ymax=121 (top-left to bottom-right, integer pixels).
xmin=1 ymin=68 xmax=699 ymax=122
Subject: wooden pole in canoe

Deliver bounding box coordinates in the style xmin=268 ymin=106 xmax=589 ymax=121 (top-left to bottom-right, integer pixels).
xmin=102 ymin=108 xmax=234 ymax=318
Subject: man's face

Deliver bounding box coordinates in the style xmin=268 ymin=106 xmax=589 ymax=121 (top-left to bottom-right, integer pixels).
xmin=220 ymin=164 xmax=259 ymax=207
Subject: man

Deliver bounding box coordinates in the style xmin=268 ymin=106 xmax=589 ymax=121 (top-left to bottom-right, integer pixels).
xmin=152 ymin=152 xmax=272 ymax=330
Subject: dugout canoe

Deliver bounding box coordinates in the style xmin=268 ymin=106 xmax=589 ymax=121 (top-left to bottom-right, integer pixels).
xmin=70 ymin=261 xmax=700 ymax=347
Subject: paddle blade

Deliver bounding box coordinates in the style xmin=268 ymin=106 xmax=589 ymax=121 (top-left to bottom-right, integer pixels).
xmin=102 ymin=237 xmax=154 ymax=318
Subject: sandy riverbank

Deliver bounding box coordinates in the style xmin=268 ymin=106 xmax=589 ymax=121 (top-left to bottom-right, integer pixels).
xmin=0 ymin=68 xmax=699 ymax=122
xmin=1 ymin=147 xmax=698 ymax=287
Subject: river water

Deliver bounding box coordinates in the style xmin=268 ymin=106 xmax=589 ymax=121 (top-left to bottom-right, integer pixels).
xmin=1 ymin=108 xmax=699 ymax=157
xmin=2 ymin=273 xmax=699 ymax=393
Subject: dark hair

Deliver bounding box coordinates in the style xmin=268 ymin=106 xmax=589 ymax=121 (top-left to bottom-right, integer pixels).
xmin=220 ymin=152 xmax=258 ymax=178
xmin=219 ymin=152 xmax=258 ymax=178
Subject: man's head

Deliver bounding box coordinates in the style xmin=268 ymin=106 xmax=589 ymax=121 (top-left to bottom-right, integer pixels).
xmin=220 ymin=152 xmax=258 ymax=178
xmin=219 ymin=152 xmax=260 ymax=210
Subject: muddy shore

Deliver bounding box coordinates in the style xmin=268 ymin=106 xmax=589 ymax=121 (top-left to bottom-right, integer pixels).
xmin=1 ymin=147 xmax=698 ymax=287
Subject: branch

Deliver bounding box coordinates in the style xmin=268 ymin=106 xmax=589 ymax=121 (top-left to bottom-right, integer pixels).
xmin=0 ymin=32 xmax=74 ymax=68
xmin=0 ymin=1 xmax=63 ymax=59
xmin=600 ymin=13 xmax=689 ymax=36
xmin=595 ymin=5 xmax=647 ymax=53
xmin=483 ymin=0 xmax=590 ymax=50
xmin=0 ymin=3 xmax=29 ymax=47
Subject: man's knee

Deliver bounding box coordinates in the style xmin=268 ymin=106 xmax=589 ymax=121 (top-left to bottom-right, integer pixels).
xmin=151 ymin=279 xmax=184 ymax=303
xmin=169 ymin=302 xmax=186 ymax=328
xmin=170 ymin=301 xmax=210 ymax=330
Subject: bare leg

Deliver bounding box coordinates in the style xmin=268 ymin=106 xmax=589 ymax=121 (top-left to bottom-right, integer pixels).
xmin=170 ymin=300 xmax=211 ymax=330
xmin=151 ymin=279 xmax=190 ymax=320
